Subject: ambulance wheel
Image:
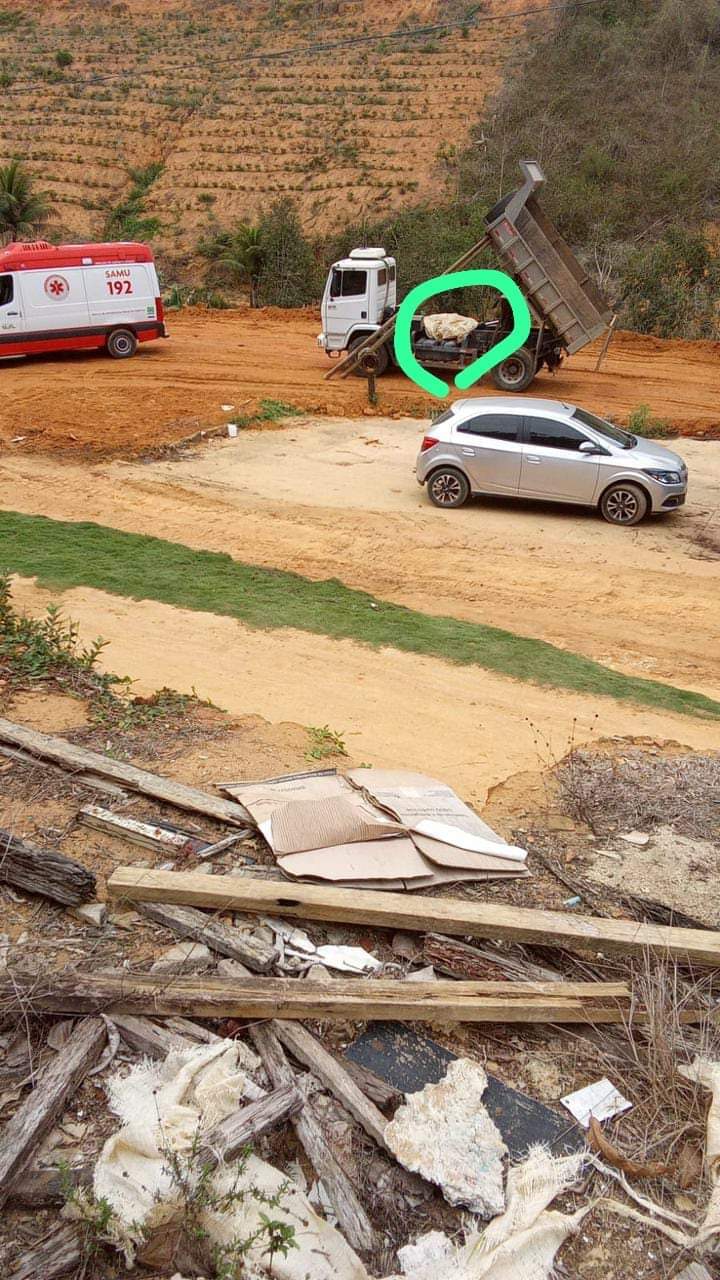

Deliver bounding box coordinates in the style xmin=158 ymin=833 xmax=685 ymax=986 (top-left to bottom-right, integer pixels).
xmin=348 ymin=334 xmax=389 ymax=377
xmin=107 ymin=328 xmax=138 ymax=359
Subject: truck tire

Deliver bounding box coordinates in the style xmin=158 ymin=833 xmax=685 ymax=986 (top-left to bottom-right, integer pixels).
xmin=427 ymin=466 xmax=471 ymax=509
xmin=599 ymin=482 xmax=649 ymax=526
xmin=348 ymin=333 xmax=389 ymax=377
xmin=106 ymin=328 xmax=138 ymax=359
xmin=490 ymin=347 xmax=536 ymax=392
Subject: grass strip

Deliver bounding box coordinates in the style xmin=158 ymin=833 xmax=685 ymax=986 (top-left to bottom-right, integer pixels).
xmin=2 ymin=509 xmax=718 ymax=721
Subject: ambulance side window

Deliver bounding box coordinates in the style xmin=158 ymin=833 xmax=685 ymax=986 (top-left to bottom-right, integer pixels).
xmin=0 ymin=275 xmax=13 ymax=307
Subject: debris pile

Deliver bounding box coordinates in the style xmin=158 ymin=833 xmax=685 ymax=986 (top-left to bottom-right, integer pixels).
xmin=1 ymin=716 xmax=719 ymax=1280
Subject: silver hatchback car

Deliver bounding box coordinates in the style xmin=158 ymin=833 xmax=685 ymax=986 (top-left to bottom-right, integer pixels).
xmin=416 ymin=397 xmax=688 ymax=525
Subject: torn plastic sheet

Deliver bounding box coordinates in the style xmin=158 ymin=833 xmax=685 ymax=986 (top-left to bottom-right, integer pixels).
xmin=93 ymin=1040 xmax=372 ymax=1279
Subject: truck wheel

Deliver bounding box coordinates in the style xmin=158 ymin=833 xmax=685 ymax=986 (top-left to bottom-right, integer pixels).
xmin=427 ymin=467 xmax=470 ymax=509
xmin=107 ymin=328 xmax=138 ymax=359
xmin=600 ymin=482 xmax=648 ymax=526
xmin=348 ymin=334 xmax=389 ymax=377
xmin=490 ymin=347 xmax=535 ymax=392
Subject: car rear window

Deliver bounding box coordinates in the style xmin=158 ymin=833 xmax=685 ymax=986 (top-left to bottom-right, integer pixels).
xmin=457 ymin=413 xmax=521 ymax=441
xmin=430 ymin=407 xmax=455 ymax=426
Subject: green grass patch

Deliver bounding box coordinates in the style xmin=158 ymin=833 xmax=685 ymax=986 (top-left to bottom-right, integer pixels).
xmin=2 ymin=510 xmax=718 ymax=721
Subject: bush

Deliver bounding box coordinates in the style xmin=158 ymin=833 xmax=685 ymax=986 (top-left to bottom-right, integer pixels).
xmin=618 ymin=228 xmax=720 ymax=339
xmin=257 ymin=198 xmax=321 ymax=306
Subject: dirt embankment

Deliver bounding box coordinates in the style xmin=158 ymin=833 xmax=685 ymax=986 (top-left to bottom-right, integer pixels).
xmin=0 ymin=309 xmax=718 ymax=457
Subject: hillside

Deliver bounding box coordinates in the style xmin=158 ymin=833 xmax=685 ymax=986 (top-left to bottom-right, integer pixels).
xmin=0 ymin=0 xmax=551 ymax=256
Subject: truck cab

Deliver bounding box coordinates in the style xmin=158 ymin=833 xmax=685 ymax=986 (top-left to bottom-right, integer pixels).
xmin=319 ymin=247 xmax=396 ymax=356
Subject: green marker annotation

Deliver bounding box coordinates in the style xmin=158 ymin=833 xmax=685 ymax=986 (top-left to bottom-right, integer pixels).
xmin=393 ymin=269 xmax=532 ymax=398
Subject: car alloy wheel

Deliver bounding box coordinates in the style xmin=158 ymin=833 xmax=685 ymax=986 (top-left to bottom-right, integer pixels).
xmin=431 ymin=472 xmax=463 ymax=505
xmin=604 ymin=487 xmax=640 ymax=523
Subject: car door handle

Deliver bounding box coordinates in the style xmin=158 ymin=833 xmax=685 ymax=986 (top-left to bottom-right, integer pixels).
xmin=525 ymin=454 xmax=541 ymax=464
xmin=6 ymin=311 xmax=18 ymax=316
xmin=460 ymin=447 xmax=476 ymax=455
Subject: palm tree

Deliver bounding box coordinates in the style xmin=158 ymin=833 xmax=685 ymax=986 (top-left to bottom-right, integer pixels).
xmin=0 ymin=160 xmax=52 ymax=243
xmin=219 ymin=223 xmax=265 ymax=308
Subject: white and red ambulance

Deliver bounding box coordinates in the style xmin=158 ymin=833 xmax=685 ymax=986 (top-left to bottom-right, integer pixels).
xmin=0 ymin=240 xmax=166 ymax=360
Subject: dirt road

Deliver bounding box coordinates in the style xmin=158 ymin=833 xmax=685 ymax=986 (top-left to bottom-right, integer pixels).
xmin=2 ymin=421 xmax=719 ymax=696
xmin=1 ymin=309 xmax=718 ymax=456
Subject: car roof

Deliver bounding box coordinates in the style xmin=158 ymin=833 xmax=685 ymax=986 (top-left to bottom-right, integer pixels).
xmin=451 ymin=396 xmax=576 ymax=416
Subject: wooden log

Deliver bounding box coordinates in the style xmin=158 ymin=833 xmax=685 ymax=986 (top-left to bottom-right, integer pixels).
xmin=0 ymin=1017 xmax=106 ymax=1208
xmin=0 ymin=970 xmax=635 ymax=1025
xmin=0 ymin=830 xmax=95 ymax=906
xmin=107 ymin=865 xmax=720 ymax=967
xmin=198 ymin=1084 xmax=304 ymax=1168
xmin=274 ymin=1022 xmax=390 ymax=1149
xmin=250 ymin=1023 xmax=375 ymax=1253
xmin=424 ymin=933 xmax=564 ymax=984
xmin=110 ymin=1012 xmax=195 ymax=1058
xmin=0 ymin=719 xmax=251 ymax=827
xmin=7 ymin=1224 xmax=82 ymax=1280
xmin=135 ymin=900 xmax=277 ymax=973
xmin=9 ymin=1161 xmax=92 ymax=1207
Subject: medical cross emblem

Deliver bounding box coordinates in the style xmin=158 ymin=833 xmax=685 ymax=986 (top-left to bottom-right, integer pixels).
xmin=44 ymin=275 xmax=69 ymax=299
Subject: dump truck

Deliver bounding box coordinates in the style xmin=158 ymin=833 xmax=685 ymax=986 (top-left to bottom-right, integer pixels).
xmin=319 ymin=160 xmax=614 ymax=391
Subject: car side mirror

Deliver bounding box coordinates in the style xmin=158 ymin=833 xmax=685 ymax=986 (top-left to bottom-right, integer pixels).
xmin=579 ymin=440 xmax=599 ymax=454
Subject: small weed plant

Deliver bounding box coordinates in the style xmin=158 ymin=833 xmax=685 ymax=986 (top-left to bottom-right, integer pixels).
xmin=306 ymin=724 xmax=348 ymax=760
xmin=626 ymin=403 xmax=677 ymax=438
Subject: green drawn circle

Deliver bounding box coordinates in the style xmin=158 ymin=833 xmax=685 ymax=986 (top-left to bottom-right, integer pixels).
xmin=393 ymin=269 xmax=532 ymax=398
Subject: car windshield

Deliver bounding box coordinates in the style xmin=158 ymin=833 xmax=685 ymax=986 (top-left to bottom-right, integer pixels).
xmin=572 ymin=407 xmax=635 ymax=448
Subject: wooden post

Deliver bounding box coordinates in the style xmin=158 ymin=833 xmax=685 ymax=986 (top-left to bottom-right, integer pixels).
xmin=594 ymin=314 xmax=617 ymax=372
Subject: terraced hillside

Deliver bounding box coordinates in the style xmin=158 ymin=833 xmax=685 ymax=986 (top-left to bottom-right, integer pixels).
xmin=0 ymin=0 xmax=552 ymax=255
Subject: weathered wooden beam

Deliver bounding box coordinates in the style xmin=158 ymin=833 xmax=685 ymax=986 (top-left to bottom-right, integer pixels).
xmin=135 ymin=900 xmax=277 ymax=973
xmin=0 ymin=719 xmax=251 ymax=827
xmin=8 ymin=1161 xmax=92 ymax=1208
xmin=7 ymin=1224 xmax=82 ymax=1280
xmin=198 ymin=1085 xmax=304 ymax=1168
xmin=274 ymin=1021 xmax=390 ymax=1149
xmin=78 ymin=805 xmax=205 ymax=856
xmin=0 ymin=1017 xmax=106 ymax=1208
xmin=0 ymin=830 xmax=96 ymax=906
xmin=424 ymin=932 xmax=564 ymax=984
xmin=107 ymin=865 xmax=720 ymax=966
xmin=0 ymin=970 xmax=633 ymax=1025
xmin=250 ymin=1023 xmax=376 ymax=1253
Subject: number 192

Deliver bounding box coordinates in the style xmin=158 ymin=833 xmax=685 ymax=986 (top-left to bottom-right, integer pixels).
xmin=107 ymin=280 xmax=133 ymax=295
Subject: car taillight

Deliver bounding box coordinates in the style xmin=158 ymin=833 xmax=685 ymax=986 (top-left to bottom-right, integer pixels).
xmin=421 ymin=436 xmax=438 ymax=452
xmin=155 ymin=296 xmax=164 ymax=322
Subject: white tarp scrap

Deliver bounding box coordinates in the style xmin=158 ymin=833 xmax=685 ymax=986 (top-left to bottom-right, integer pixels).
xmin=560 ymin=1077 xmax=632 ymax=1128
xmin=384 ymin=1058 xmax=507 ymax=1216
xmin=423 ymin=314 xmax=479 ymax=342
xmin=678 ymin=1056 xmax=720 ymax=1244
xmin=92 ymin=1040 xmax=372 ymax=1280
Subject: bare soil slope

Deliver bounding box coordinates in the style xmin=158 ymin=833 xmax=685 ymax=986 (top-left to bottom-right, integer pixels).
xmin=1 ymin=0 xmax=546 ymax=248
xmin=1 ymin=308 xmax=718 ymax=456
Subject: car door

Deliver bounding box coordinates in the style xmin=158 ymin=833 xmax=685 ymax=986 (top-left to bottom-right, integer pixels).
xmin=324 ymin=266 xmax=369 ymax=348
xmin=520 ymin=415 xmax=600 ymax=502
xmin=452 ymin=411 xmax=523 ymax=494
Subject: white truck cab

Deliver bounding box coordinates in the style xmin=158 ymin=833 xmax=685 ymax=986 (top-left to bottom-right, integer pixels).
xmin=319 ymin=247 xmax=396 ymax=357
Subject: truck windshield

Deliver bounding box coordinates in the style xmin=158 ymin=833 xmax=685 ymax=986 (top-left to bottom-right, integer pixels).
xmin=0 ymin=275 xmax=13 ymax=307
xmin=572 ymin=407 xmax=635 ymax=448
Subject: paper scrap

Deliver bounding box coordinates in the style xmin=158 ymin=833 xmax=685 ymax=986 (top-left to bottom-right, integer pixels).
xmin=561 ymin=1077 xmax=632 ymax=1127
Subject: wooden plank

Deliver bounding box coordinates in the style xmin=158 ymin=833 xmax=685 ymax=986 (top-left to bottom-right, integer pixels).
xmin=135 ymin=900 xmax=277 ymax=973
xmin=340 ymin=1056 xmax=402 ymax=1110
xmin=0 ymin=719 xmax=251 ymax=827
xmin=1 ymin=971 xmax=634 ymax=1024
xmin=110 ymin=1013 xmax=194 ymax=1059
xmin=250 ymin=1023 xmax=375 ymax=1252
xmin=0 ymin=745 xmax=128 ymax=799
xmin=0 ymin=1017 xmax=106 ymax=1208
xmin=107 ymin=866 xmax=720 ymax=966
xmin=424 ymin=932 xmax=563 ymax=984
xmin=198 ymin=1085 xmax=304 ymax=1168
xmin=0 ymin=830 xmax=96 ymax=906
xmin=7 ymin=1224 xmax=82 ymax=1280
xmin=274 ymin=1021 xmax=390 ymax=1149
xmin=79 ymin=805 xmax=203 ymax=855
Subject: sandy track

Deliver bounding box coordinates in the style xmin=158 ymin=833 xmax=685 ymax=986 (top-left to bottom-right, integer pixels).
xmin=2 ymin=423 xmax=719 ymax=694
xmin=10 ymin=577 xmax=720 ymax=803
xmin=1 ymin=309 xmax=719 ymax=456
